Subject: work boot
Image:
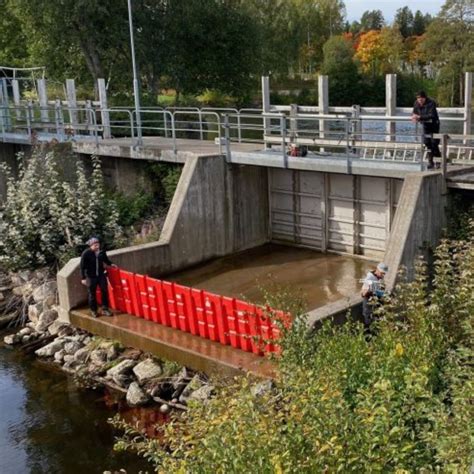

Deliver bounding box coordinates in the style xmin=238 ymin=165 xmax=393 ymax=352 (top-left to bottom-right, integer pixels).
xmin=90 ymin=310 xmax=98 ymax=318
xmin=102 ymin=308 xmax=113 ymax=317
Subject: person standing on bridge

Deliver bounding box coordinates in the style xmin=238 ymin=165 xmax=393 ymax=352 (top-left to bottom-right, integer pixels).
xmin=411 ymin=90 xmax=441 ymax=170
xmin=80 ymin=237 xmax=116 ymax=318
xmin=361 ymin=262 xmax=388 ymax=334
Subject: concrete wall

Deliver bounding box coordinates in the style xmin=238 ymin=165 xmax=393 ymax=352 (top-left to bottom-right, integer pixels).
xmin=384 ymin=172 xmax=446 ymax=289
xmin=306 ymin=171 xmax=447 ymax=328
xmin=58 ymin=155 xmax=269 ymax=320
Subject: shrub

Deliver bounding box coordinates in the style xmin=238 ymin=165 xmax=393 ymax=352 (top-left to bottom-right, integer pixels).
xmin=112 ymin=227 xmax=474 ymax=472
xmin=0 ymin=147 xmax=122 ymax=270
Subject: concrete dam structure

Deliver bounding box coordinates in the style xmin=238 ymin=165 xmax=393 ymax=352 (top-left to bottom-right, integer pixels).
xmin=1 ymin=72 xmax=473 ymax=374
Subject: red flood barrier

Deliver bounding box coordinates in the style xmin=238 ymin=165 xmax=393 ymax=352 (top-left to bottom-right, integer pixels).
xmin=96 ymin=267 xmax=290 ymax=356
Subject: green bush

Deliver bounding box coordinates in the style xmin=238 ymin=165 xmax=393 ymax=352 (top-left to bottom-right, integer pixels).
xmin=109 ymin=190 xmax=154 ymax=228
xmin=112 ymin=228 xmax=474 ymax=472
xmin=0 ymin=147 xmax=122 ymax=270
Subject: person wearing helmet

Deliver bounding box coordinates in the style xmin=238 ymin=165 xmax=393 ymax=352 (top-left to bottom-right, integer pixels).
xmin=361 ymin=262 xmax=388 ymax=333
xmin=80 ymin=237 xmax=116 ymax=318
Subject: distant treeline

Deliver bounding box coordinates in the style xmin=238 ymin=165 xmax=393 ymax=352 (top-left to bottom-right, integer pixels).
xmin=0 ymin=0 xmax=472 ymax=106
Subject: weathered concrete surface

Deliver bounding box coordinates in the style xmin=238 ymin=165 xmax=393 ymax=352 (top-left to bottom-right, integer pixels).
xmin=384 ymin=171 xmax=446 ymax=289
xmin=306 ymin=171 xmax=447 ymax=328
xmin=58 ymin=155 xmax=269 ymax=320
xmin=70 ymin=308 xmax=275 ymax=378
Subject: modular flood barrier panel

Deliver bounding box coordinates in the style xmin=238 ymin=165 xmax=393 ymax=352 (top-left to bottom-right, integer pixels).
xmin=99 ymin=267 xmax=287 ymax=356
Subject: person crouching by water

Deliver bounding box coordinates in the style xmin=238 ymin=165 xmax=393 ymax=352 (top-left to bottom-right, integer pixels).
xmin=80 ymin=237 xmax=116 ymax=318
xmin=361 ymin=262 xmax=388 ymax=334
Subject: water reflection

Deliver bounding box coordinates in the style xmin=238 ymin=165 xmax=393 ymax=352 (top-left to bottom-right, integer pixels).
xmin=0 ymin=346 xmax=151 ymax=474
xmin=167 ymin=244 xmax=373 ymax=310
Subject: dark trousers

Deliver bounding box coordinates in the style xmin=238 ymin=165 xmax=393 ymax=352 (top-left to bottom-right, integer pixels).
xmin=87 ymin=274 xmax=109 ymax=312
xmin=424 ymin=135 xmax=441 ymax=158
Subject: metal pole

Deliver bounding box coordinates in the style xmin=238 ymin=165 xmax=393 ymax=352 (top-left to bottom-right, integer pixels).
xmin=127 ymin=0 xmax=142 ymax=146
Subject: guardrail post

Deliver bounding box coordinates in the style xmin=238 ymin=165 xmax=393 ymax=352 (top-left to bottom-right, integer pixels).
xmin=37 ymin=78 xmax=49 ymax=124
xmin=386 ymin=74 xmax=397 ymax=141
xmin=26 ymin=100 xmax=33 ymax=139
xmin=280 ymin=114 xmax=287 ymax=167
xmin=55 ymin=99 xmax=65 ymax=140
xmin=262 ymin=76 xmax=271 ymax=148
xmin=289 ymin=103 xmax=298 ymax=146
xmin=351 ymin=105 xmax=361 ymax=154
xmin=441 ymin=134 xmax=449 ymax=181
xmin=97 ymin=79 xmax=111 ymax=139
xmin=463 ymin=72 xmax=472 ymax=144
xmin=85 ymin=100 xmax=94 ymax=136
xmin=12 ymin=79 xmax=21 ymax=122
xmin=66 ymin=79 xmax=78 ymax=132
xmin=224 ymin=114 xmax=231 ymax=162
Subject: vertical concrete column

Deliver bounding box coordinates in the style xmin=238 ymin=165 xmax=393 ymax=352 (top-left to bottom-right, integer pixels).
xmin=12 ymin=79 xmax=21 ymax=121
xmin=262 ymin=76 xmax=271 ymax=148
xmin=37 ymin=78 xmax=49 ymax=123
xmin=463 ymin=72 xmax=472 ymax=140
xmin=66 ymin=79 xmax=78 ymax=131
xmin=385 ymin=74 xmax=397 ymax=141
xmin=97 ymin=78 xmax=111 ymax=139
xmin=318 ymin=75 xmax=329 ymax=140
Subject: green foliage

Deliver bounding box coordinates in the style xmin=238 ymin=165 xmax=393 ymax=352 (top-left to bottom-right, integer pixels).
xmin=108 ymin=190 xmax=154 ymax=228
xmin=148 ymin=164 xmax=182 ymax=205
xmin=446 ymin=194 xmax=474 ymax=240
xmin=0 ymin=147 xmax=122 ymax=270
xmin=113 ymin=231 xmax=474 ymax=472
xmin=322 ymin=35 xmax=362 ymax=105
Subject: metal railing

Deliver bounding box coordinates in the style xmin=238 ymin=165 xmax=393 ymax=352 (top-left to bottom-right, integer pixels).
xmin=1 ymin=102 xmax=473 ymax=169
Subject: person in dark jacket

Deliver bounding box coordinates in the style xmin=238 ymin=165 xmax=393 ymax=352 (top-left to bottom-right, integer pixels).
xmin=80 ymin=237 xmax=116 ymax=317
xmin=411 ymin=90 xmax=441 ymax=169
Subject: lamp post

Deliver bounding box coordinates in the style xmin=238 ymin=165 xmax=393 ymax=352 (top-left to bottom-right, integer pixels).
xmin=127 ymin=0 xmax=142 ymax=146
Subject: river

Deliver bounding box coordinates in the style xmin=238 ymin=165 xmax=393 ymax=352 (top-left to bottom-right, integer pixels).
xmin=0 ymin=343 xmax=151 ymax=474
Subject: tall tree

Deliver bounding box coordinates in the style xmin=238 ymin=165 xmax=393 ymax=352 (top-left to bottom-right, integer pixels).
xmin=412 ymin=10 xmax=430 ymax=35
xmin=360 ymin=10 xmax=385 ymax=31
xmin=0 ymin=0 xmax=29 ymax=67
xmin=321 ymin=35 xmax=360 ymax=104
xmin=422 ymin=0 xmax=474 ymax=105
xmin=394 ymin=6 xmax=414 ymax=38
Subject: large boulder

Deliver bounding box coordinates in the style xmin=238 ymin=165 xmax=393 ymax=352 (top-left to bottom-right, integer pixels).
xmin=28 ymin=303 xmax=43 ymax=323
xmin=89 ymin=349 xmax=108 ymax=366
xmin=106 ymin=359 xmax=136 ymax=386
xmin=35 ymin=338 xmax=66 ymax=357
xmin=187 ymin=384 xmax=214 ymax=403
xmin=179 ymin=375 xmax=205 ymax=404
xmin=3 ymin=333 xmax=20 ymax=345
xmin=64 ymin=340 xmax=83 ymax=355
xmin=74 ymin=346 xmax=91 ymax=363
xmin=132 ymin=359 xmax=162 ymax=384
xmin=32 ymin=281 xmax=57 ymax=306
xmin=126 ymin=382 xmax=150 ymax=407
xmin=47 ymin=320 xmax=70 ymax=336
xmin=35 ymin=309 xmax=58 ymax=333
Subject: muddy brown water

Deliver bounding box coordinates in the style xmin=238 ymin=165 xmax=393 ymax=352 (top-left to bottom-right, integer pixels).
xmin=0 ymin=343 xmax=154 ymax=474
xmin=167 ymin=244 xmax=373 ymax=310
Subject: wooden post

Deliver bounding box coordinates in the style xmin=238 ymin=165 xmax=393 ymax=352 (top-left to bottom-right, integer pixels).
xmin=12 ymin=79 xmax=21 ymax=121
xmin=463 ymin=72 xmax=472 ymax=141
xmin=262 ymin=76 xmax=271 ymax=148
xmin=385 ymin=74 xmax=396 ymax=141
xmin=318 ymin=75 xmax=328 ymax=150
xmin=97 ymin=78 xmax=111 ymax=139
xmin=0 ymin=79 xmax=11 ymax=131
xmin=37 ymin=78 xmax=49 ymax=123
xmin=66 ymin=79 xmax=78 ymax=131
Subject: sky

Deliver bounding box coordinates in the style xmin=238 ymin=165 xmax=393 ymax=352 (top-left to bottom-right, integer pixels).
xmin=344 ymin=0 xmax=446 ymax=22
